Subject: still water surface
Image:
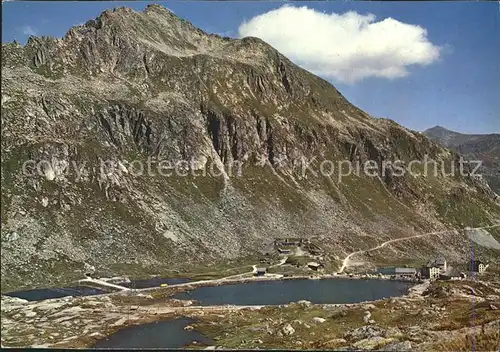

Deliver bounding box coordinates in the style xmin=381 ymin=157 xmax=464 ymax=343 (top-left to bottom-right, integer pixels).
xmin=94 ymin=279 xmax=412 ymax=348
xmin=93 ymin=318 xmax=213 ymax=349
xmin=5 ymin=277 xmax=191 ymax=301
xmin=5 ymin=286 xmax=105 ymax=301
xmin=174 ymin=278 xmax=412 ymax=305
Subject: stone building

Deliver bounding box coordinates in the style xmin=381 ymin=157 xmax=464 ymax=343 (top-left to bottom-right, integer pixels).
xmin=394 ymin=267 xmax=417 ymax=278
xmin=468 ymin=260 xmax=487 ymax=274
xmin=421 ymin=265 xmax=440 ymax=279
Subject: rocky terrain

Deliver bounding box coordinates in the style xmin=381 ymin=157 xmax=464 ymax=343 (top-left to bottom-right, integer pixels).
xmin=2 ymin=4 xmax=500 ymax=292
xmin=2 ymin=276 xmax=499 ymax=350
xmin=424 ymin=126 xmax=500 ymax=195
xmin=193 ymin=278 xmax=500 ymax=351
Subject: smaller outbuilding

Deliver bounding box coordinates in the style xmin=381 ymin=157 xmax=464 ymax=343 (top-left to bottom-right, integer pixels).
xmin=307 ymin=262 xmax=324 ymax=271
xmin=254 ymin=268 xmax=267 ymax=276
xmin=394 ymin=267 xmax=417 ymax=278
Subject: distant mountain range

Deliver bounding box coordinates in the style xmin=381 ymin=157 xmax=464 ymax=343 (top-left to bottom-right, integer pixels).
xmin=424 ymin=126 xmax=500 ymax=194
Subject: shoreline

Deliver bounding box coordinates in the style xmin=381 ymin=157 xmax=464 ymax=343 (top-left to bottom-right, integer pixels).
xmin=0 ymin=271 xmax=443 ymax=349
xmin=131 ymin=272 xmax=421 ymax=294
xmin=81 ymin=277 xmax=430 ymax=349
xmin=2 ymin=272 xmax=422 ymax=303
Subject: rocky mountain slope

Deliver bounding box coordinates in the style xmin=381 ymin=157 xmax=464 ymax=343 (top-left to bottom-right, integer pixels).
xmin=424 ymin=126 xmax=500 ymax=194
xmin=2 ymin=5 xmax=499 ymax=291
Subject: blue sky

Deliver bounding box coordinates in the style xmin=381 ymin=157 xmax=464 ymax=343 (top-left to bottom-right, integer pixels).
xmin=3 ymin=1 xmax=499 ymax=134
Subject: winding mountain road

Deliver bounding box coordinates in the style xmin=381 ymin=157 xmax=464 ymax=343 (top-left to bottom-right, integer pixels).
xmin=78 ymin=278 xmax=130 ymax=291
xmin=337 ymin=223 xmax=500 ymax=273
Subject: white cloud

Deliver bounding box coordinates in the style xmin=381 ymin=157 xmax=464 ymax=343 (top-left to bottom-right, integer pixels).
xmin=238 ymin=5 xmax=442 ymax=83
xmin=20 ymin=25 xmax=38 ymax=36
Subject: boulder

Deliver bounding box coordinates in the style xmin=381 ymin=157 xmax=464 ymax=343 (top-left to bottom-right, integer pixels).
xmin=6 ymin=232 xmax=19 ymax=242
xmin=312 ymin=317 xmax=326 ymax=324
xmin=1 ymin=296 xmax=29 ymax=306
xmin=282 ymin=324 xmax=295 ymax=336
xmin=25 ymin=311 xmax=37 ymax=318
xmin=327 ymin=338 xmax=347 ymax=345
xmin=384 ymin=327 xmax=403 ymax=338
xmin=345 ymin=325 xmax=385 ymax=340
xmin=363 ymin=311 xmax=372 ymax=323
xmin=380 ymin=340 xmax=412 ymax=351
xmin=353 ymin=337 xmax=394 ymax=350
xmin=297 ymin=300 xmax=312 ymax=308
xmin=111 ymin=317 xmax=127 ymax=327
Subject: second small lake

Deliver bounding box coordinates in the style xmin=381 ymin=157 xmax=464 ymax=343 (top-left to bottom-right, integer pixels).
xmin=93 ymin=318 xmax=213 ymax=349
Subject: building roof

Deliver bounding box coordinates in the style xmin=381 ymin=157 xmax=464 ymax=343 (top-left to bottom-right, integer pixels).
xmin=256 ymin=268 xmax=267 ymax=272
xmin=435 ymin=256 xmax=446 ymax=265
xmin=395 ymin=268 xmax=417 ymax=274
xmin=307 ymin=262 xmax=322 ymax=267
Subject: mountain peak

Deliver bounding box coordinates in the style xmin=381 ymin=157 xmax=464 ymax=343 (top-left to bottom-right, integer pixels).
xmin=424 ymin=126 xmax=500 ymax=194
xmin=425 ymin=125 xmax=449 ymax=132
xmin=423 ymin=125 xmax=460 ymax=136
xmin=144 ymin=3 xmax=174 ymax=15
